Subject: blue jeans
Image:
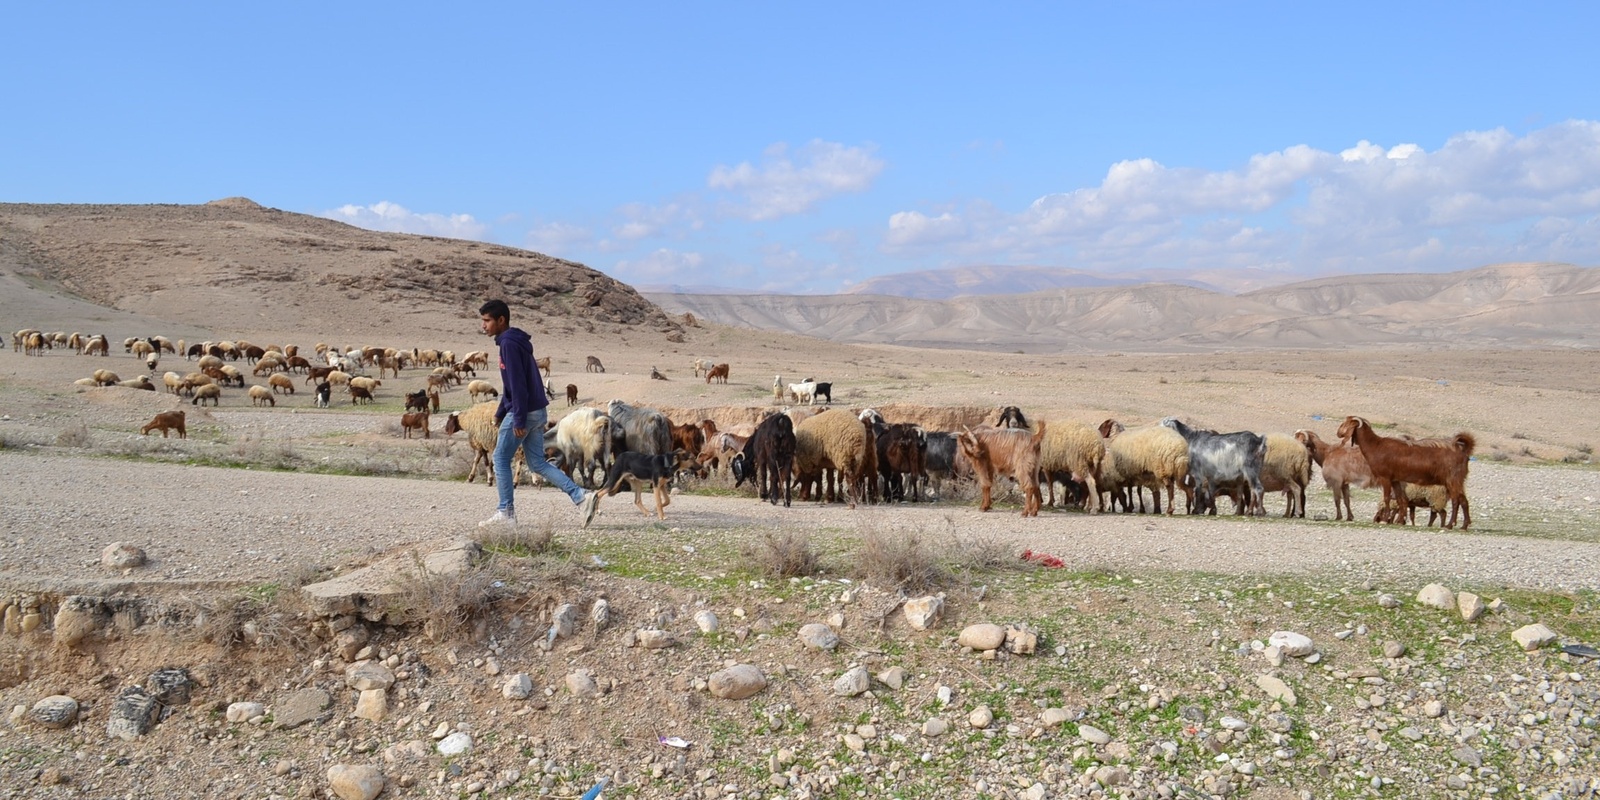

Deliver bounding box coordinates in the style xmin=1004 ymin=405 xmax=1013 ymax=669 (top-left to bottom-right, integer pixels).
xmin=493 ymin=408 xmax=585 ymax=513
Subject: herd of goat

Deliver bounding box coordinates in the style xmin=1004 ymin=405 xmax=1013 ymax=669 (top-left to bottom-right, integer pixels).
xmin=15 ymin=328 xmax=1476 ymax=530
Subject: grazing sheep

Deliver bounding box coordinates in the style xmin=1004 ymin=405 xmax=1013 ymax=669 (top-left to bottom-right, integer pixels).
xmin=401 ymin=411 xmax=430 ymax=439
xmin=585 ymin=356 xmax=605 ymax=373
xmin=1099 ymin=420 xmax=1191 ymax=515
xmin=349 ymin=385 xmax=374 ymax=405
xmin=794 ymin=409 xmax=873 ymax=508
xmin=325 ymin=370 xmax=352 ymax=386
xmin=130 ymin=340 xmax=155 ymax=359
xmin=1260 ymin=433 xmax=1312 ymax=518
xmin=73 ymin=377 xmax=98 ymax=387
xmin=1038 ymin=420 xmax=1105 ymax=513
xmin=349 ymin=376 xmax=381 ymax=393
xmin=248 ymin=385 xmax=276 ymax=407
xmin=197 ymin=354 xmax=225 ymax=371
xmin=1394 ymin=482 xmax=1449 ymax=526
xmin=468 ymin=380 xmax=499 ymax=402
xmin=268 ymin=373 xmax=296 ymax=395
xmin=23 ymin=332 xmax=48 ymax=356
xmin=91 ymin=369 xmax=121 ymax=386
xmin=217 ymin=365 xmax=245 ymax=386
xmin=1337 ymin=416 xmax=1475 ymax=529
xmin=958 ymin=424 xmax=1048 ymax=517
xmin=82 ymin=334 xmax=108 ymax=356
xmin=191 ymin=384 xmax=222 ymax=406
xmin=162 ymin=371 xmax=185 ymax=395
xmin=140 ymin=410 xmax=187 ymax=439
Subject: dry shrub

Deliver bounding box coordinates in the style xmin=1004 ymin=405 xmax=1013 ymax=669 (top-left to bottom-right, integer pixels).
xmin=387 ymin=560 xmax=509 ymax=643
xmin=853 ymin=522 xmax=943 ymax=592
xmin=742 ymin=530 xmax=820 ymax=578
xmin=945 ymin=531 xmax=1020 ymax=573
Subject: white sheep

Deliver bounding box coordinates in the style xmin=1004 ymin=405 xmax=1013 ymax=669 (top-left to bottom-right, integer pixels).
xmin=91 ymin=369 xmax=121 ymax=386
xmin=248 ymin=385 xmax=276 ymax=407
xmin=268 ymin=374 xmax=296 ymax=395
xmin=442 ymin=401 xmax=527 ymax=486
xmin=349 ymin=376 xmax=381 ymax=395
xmin=467 ymin=379 xmax=499 ymax=402
xmin=191 ymin=383 xmax=222 ymax=406
xmin=117 ymin=375 xmax=156 ymax=391
xmin=1099 ymin=421 xmax=1191 ymax=515
xmin=162 ymin=371 xmax=185 ymax=395
xmin=1259 ymin=432 xmax=1312 ymax=518
xmin=1038 ymin=420 xmax=1106 ymax=512
xmin=788 ymin=380 xmax=818 ymax=405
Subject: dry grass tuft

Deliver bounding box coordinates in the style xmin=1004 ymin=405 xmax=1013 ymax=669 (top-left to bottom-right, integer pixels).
xmin=853 ymin=521 xmax=943 ymax=592
xmin=476 ymin=516 xmax=556 ymax=558
xmin=742 ymin=530 xmax=821 ymax=578
xmin=387 ymin=559 xmax=511 ymax=643
xmin=56 ymin=424 xmax=92 ymax=448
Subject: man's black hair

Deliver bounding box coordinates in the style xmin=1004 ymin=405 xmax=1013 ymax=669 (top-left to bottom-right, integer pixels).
xmin=479 ymin=299 xmax=510 ymax=320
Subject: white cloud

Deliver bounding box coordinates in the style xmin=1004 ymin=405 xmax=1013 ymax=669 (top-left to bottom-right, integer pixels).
xmin=524 ymin=221 xmax=593 ymax=256
xmin=322 ymin=201 xmax=489 ymax=240
xmin=611 ymin=249 xmax=709 ymax=282
xmin=879 ymin=121 xmax=1600 ymax=277
xmin=709 ymin=140 xmax=885 ymax=220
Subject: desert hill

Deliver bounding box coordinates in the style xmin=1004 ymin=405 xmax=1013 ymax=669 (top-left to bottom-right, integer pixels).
xmin=649 ymin=262 xmax=1600 ymax=352
xmin=0 ymin=200 xmax=679 ymax=345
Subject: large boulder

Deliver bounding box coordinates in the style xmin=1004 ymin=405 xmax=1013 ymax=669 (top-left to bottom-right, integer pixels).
xmin=708 ymin=664 xmax=767 ymax=700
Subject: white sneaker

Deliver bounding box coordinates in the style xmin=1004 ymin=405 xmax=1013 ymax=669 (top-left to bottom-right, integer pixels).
xmin=580 ymin=492 xmax=600 ymax=528
xmin=478 ymin=509 xmax=517 ymax=529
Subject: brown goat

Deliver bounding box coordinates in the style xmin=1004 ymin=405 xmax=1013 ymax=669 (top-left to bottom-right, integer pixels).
xmin=349 ymin=385 xmax=374 ymax=405
xmin=401 ymin=411 xmax=430 ymax=439
xmin=705 ymin=363 xmax=730 ymax=384
xmin=1294 ymin=429 xmax=1376 ymax=522
xmin=1337 ymin=416 xmax=1475 ymax=529
xmin=536 ymin=356 xmax=552 ymax=375
xmin=958 ymin=423 xmax=1048 ymax=517
xmin=670 ymin=421 xmax=706 ymax=458
xmin=140 ymin=410 xmax=187 ymax=439
xmin=565 ymin=383 xmax=578 ymax=406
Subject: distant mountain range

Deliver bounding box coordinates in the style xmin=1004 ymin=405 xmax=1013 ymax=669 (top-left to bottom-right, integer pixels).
xmin=646 ymin=262 xmax=1600 ymax=352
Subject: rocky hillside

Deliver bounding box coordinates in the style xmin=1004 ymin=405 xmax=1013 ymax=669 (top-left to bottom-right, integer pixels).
xmin=0 ymin=199 xmax=680 ymax=338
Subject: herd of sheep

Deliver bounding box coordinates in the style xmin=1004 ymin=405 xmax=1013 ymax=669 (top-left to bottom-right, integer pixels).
xmin=12 ymin=327 xmax=1475 ymax=529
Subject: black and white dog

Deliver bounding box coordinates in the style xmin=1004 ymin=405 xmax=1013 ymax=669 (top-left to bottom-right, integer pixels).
xmin=314 ymin=381 xmax=332 ymax=409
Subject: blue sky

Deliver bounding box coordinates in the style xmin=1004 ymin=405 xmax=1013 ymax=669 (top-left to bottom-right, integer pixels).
xmin=4 ymin=3 xmax=1599 ymax=293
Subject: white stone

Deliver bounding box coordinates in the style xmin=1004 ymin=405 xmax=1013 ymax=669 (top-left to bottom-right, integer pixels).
xmin=694 ymin=610 xmax=719 ymax=634
xmin=354 ymin=689 xmax=387 ymax=722
xmin=798 ymin=623 xmax=839 ymax=650
xmin=902 ymin=596 xmax=944 ymax=631
xmin=345 ymin=661 xmax=395 ymax=691
xmin=1512 ymin=624 xmax=1558 ymax=651
xmin=876 ymin=666 xmax=905 ymax=690
xmin=502 ymin=673 xmax=533 ymax=700
xmin=1041 ymin=707 xmax=1071 ymax=726
xmin=226 ymin=702 xmax=265 ymax=723
xmin=833 ymin=666 xmax=871 ymax=697
xmin=101 ymin=542 xmax=147 ymax=570
xmin=436 ymin=732 xmax=473 ymax=756
xmin=1255 ymin=675 xmax=1297 ymax=706
xmin=1417 ymin=583 xmax=1454 ymax=610
xmin=637 ymin=628 xmax=675 ymax=648
xmin=566 ymin=671 xmax=599 ymax=698
xmin=1458 ymin=592 xmax=1485 ymax=622
xmin=922 ymin=717 xmax=948 ymax=737
xmin=1220 ymin=716 xmax=1249 ymax=732
xmin=1267 ymin=631 xmax=1314 ymax=657
xmin=968 ymin=705 xmax=993 ymax=729
xmin=1078 ymin=724 xmax=1112 ymax=745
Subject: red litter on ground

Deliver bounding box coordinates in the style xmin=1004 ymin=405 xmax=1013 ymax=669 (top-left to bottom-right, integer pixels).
xmin=1021 ymin=549 xmax=1065 ymax=568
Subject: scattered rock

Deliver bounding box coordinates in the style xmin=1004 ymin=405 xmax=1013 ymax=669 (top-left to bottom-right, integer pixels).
xmin=437 ymin=732 xmax=473 ymax=756
xmin=354 ymin=689 xmax=387 ymax=722
xmin=326 ymin=764 xmax=385 ymax=800
xmin=922 ymin=717 xmax=948 ymax=737
xmin=1383 ymin=640 xmax=1407 ymax=659
xmin=551 ymin=603 xmax=578 ymax=639
xmin=708 ymin=664 xmax=767 ymax=700
xmin=145 ymin=668 xmax=194 ymax=706
xmin=876 ymin=666 xmax=905 ymax=690
xmin=345 ymin=661 xmax=396 ymax=691
xmin=226 ymin=702 xmax=265 ymax=723
xmin=1377 ymin=593 xmax=1400 ymax=609
xmin=1078 ymin=724 xmax=1112 ymax=746
xmin=1417 ymin=583 xmax=1454 ymax=610
xmin=636 ymin=628 xmax=676 ymax=648
xmin=903 ymin=596 xmax=944 ymax=631
xmin=958 ymin=623 xmax=1006 ymax=651
xmin=798 ymin=623 xmax=839 ymax=651
xmin=1255 ymin=675 xmax=1297 ymax=706
xmin=1424 ymin=700 xmax=1445 ymax=718
xmin=421 ymin=540 xmax=481 ymax=576
xmin=1268 ymin=631 xmax=1314 ymax=657
xmin=1458 ymin=591 xmax=1485 ymax=622
xmin=694 ymin=610 xmax=719 ymax=634
xmin=566 ymin=671 xmax=599 ymax=698
xmin=101 ymin=542 xmax=147 ymax=570
xmin=502 ymin=673 xmax=533 ymax=700
xmin=968 ymin=705 xmax=994 ymax=729
xmin=52 ymin=595 xmax=106 ymax=649
xmin=590 ymin=598 xmax=610 ymax=630
xmin=833 ymin=666 xmax=871 ymax=697
xmin=28 ymin=695 xmax=79 ymax=730
xmin=1004 ymin=625 xmax=1039 ymax=655
xmin=274 ymin=688 xmax=332 ymax=730
xmin=1219 ymin=716 xmax=1249 ymax=732
xmin=1511 ymin=623 xmax=1558 ymax=651
xmin=106 ymin=686 xmax=160 ymax=741
xmin=1452 ymin=745 xmax=1483 ymax=768
xmin=1041 ymin=708 xmax=1072 ymax=726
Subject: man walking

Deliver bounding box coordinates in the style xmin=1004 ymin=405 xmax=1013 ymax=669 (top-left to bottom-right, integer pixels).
xmin=477 ymin=299 xmax=600 ymax=528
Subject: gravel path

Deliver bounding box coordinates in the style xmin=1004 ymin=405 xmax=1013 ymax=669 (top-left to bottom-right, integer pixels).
xmin=3 ymin=450 xmax=1598 ymax=593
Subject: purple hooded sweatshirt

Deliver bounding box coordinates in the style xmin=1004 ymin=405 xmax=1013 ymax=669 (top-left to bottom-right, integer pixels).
xmin=493 ymin=326 xmax=549 ymax=423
